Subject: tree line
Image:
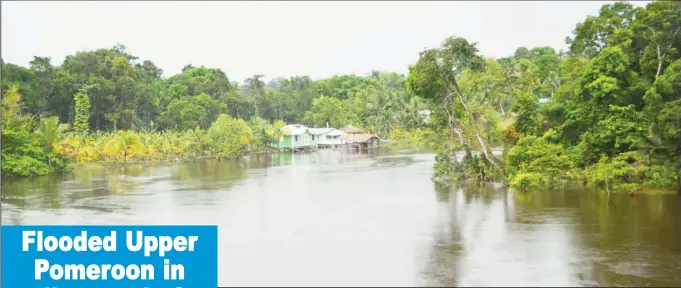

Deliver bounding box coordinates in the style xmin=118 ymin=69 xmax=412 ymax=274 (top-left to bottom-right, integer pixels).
xmin=407 ymin=1 xmax=680 ymax=194
xmin=1 ymin=46 xmax=426 ymax=134
xmin=2 ymin=1 xmax=680 ymax=195
xmin=1 ymin=44 xmax=428 ymax=176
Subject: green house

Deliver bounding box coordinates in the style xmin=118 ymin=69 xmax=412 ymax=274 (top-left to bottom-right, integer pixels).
xmin=278 ymin=124 xmax=317 ymax=150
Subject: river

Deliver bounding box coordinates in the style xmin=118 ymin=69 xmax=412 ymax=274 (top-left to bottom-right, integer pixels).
xmin=2 ymin=150 xmax=680 ymax=286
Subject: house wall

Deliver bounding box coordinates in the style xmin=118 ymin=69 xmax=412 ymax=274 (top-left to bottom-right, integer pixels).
xmin=301 ymin=133 xmax=316 ymax=147
xmin=279 ymin=135 xmax=293 ymax=149
xmin=368 ymin=139 xmax=380 ymax=149
xmin=317 ymin=134 xmax=343 ymax=146
xmin=279 ymin=133 xmax=316 ymax=149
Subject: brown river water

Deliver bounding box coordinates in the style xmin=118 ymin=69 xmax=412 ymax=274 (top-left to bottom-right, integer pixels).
xmin=2 ymin=149 xmax=680 ymax=286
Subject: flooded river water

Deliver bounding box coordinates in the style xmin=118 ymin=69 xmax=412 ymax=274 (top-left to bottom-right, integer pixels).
xmin=2 ymin=150 xmax=680 ymax=286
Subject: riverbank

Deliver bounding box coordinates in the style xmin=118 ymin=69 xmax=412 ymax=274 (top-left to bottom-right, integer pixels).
xmin=9 ymin=140 xmax=679 ymax=196
xmin=4 ymin=124 xmax=678 ymax=195
xmin=3 ymin=150 xmax=679 ymax=287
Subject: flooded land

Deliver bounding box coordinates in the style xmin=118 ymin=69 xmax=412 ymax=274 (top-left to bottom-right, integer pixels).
xmin=2 ymin=150 xmax=680 ymax=287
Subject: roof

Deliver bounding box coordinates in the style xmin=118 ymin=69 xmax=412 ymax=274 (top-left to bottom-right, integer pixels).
xmin=342 ymin=133 xmax=380 ymax=143
xmin=308 ymin=128 xmax=335 ymax=135
xmin=340 ymin=125 xmax=364 ymax=134
xmin=326 ymin=129 xmax=345 ymax=136
xmin=281 ymin=124 xmax=310 ymax=135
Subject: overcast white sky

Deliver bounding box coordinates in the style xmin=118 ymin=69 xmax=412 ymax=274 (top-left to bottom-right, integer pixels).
xmin=2 ymin=1 xmax=641 ymax=82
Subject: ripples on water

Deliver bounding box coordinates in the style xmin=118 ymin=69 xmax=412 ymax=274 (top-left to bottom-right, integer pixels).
xmin=2 ymin=149 xmax=680 ymax=287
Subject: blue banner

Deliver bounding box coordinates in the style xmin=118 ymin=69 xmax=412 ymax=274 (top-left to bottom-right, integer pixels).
xmin=1 ymin=225 xmax=218 ymax=288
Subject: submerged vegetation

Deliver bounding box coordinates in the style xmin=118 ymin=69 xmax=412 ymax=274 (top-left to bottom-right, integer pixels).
xmin=407 ymin=1 xmax=681 ymax=194
xmin=1 ymin=1 xmax=679 ymax=195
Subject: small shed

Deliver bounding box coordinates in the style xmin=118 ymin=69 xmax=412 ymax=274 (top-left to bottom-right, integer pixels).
xmin=342 ymin=133 xmax=381 ymax=150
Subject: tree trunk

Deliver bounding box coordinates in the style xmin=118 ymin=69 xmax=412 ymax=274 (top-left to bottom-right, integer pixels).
xmin=677 ymin=160 xmax=681 ymax=195
xmin=499 ymin=100 xmax=506 ymax=116
xmin=452 ymin=89 xmax=502 ymax=172
xmin=442 ymin=95 xmax=466 ymax=163
xmin=452 ymin=127 xmax=466 ymax=146
xmin=96 ymin=106 xmax=100 ymax=131
xmin=445 ymin=74 xmax=502 ymax=172
xmin=605 ymin=177 xmax=610 ymax=195
xmin=655 ymin=44 xmax=663 ymax=80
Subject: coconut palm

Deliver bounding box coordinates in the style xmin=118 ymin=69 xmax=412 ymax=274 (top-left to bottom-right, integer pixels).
xmin=35 ymin=116 xmax=69 ymax=151
xmin=270 ymin=120 xmax=287 ymax=142
xmin=365 ymin=86 xmax=399 ymax=137
xmin=394 ymin=93 xmax=425 ymax=129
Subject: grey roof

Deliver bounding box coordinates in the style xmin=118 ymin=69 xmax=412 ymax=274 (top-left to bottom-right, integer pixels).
xmin=308 ymin=128 xmax=335 ymax=135
xmin=281 ymin=124 xmax=310 ymax=135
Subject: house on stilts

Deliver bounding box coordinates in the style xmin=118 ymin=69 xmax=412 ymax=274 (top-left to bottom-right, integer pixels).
xmin=339 ymin=125 xmax=381 ymax=150
xmin=309 ymin=127 xmax=345 ymax=149
xmin=278 ymin=124 xmax=317 ymax=152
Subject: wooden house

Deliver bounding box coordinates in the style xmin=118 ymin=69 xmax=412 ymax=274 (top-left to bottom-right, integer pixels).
xmin=339 ymin=125 xmax=381 ymax=150
xmin=278 ymin=124 xmax=316 ymax=151
xmin=342 ymin=133 xmax=381 ymax=150
xmin=309 ymin=128 xmax=345 ymax=148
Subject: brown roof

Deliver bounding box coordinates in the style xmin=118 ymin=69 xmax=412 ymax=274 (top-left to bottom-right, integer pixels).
xmin=342 ymin=133 xmax=380 ymax=143
xmin=340 ymin=125 xmax=364 ymax=134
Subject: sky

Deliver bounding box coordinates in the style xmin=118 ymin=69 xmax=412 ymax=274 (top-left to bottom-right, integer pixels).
xmin=1 ymin=1 xmax=643 ymax=83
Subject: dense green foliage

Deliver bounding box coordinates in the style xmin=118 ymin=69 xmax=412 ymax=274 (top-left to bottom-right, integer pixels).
xmin=1 ymin=47 xmax=428 ymax=177
xmin=2 ymin=1 xmax=679 ymax=195
xmin=406 ymin=1 xmax=680 ymax=194
xmin=73 ymin=85 xmax=92 ymax=134
xmin=1 ymin=86 xmax=67 ymax=176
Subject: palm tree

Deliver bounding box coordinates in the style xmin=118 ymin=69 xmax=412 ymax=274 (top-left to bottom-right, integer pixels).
xmin=365 ymin=86 xmax=399 ymax=137
xmin=108 ymin=130 xmax=141 ymax=161
xmin=633 ymin=123 xmax=674 ymax=165
xmin=246 ymin=117 xmax=273 ymax=150
xmin=270 ymin=120 xmax=287 ymax=141
xmin=184 ymin=127 xmax=206 ymax=157
xmin=248 ymin=117 xmax=270 ymax=132
xmin=394 ymin=93 xmax=425 ymax=129
xmin=36 ymin=116 xmax=69 ymax=151
xmin=159 ymin=133 xmax=174 ymax=158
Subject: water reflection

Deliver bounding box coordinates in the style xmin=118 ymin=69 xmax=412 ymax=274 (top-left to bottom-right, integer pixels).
xmin=1 ymin=150 xmax=680 ymax=286
xmin=1 ymin=164 xmax=151 ymax=211
xmin=421 ymin=184 xmax=681 ymax=287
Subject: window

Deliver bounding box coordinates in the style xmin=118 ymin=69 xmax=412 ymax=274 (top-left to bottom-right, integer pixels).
xmin=295 ymin=135 xmax=299 ymax=141
xmin=312 ymin=135 xmax=315 ymax=140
